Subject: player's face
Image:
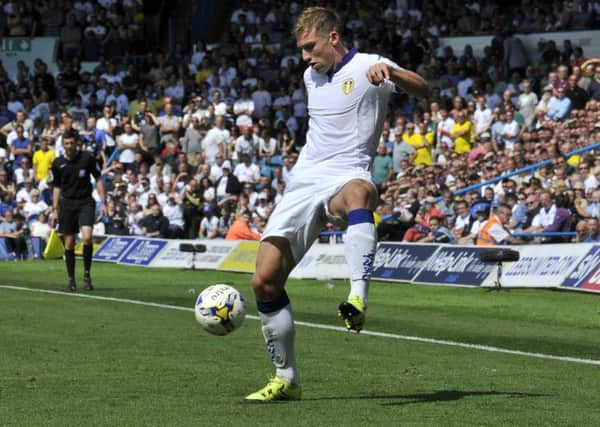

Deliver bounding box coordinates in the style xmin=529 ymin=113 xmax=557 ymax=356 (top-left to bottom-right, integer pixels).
xmin=63 ymin=137 xmax=76 ymax=158
xmin=297 ymin=28 xmax=336 ymax=74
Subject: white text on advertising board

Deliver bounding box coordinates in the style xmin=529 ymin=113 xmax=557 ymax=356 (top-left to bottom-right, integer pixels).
xmin=505 ymin=256 xmax=579 ymax=277
xmin=128 ymin=241 xmax=162 ymax=264
xmin=428 ymin=251 xmax=488 ymax=277
xmin=566 ymin=252 xmax=600 ymax=281
xmin=374 ymin=248 xmax=419 ymax=270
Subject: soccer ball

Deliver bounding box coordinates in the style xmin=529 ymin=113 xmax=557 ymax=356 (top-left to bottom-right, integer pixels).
xmin=194 ymin=284 xmax=246 ymax=335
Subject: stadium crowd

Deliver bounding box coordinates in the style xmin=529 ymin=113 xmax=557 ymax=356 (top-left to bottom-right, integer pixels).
xmin=2 ymin=0 xmax=600 ymax=259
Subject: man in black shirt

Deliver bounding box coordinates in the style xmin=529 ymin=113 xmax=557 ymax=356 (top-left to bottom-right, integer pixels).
xmin=140 ymin=203 xmax=169 ymax=238
xmin=52 ymin=129 xmax=107 ymax=292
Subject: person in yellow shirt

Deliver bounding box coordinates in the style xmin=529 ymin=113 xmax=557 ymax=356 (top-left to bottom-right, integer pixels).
xmin=403 ymin=122 xmax=432 ymax=165
xmin=32 ymin=137 xmax=55 ymax=182
xmin=451 ymin=110 xmax=473 ymax=154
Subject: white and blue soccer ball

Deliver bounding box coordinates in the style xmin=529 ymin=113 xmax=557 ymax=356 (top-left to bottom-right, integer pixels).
xmin=194 ymin=284 xmax=246 ymax=336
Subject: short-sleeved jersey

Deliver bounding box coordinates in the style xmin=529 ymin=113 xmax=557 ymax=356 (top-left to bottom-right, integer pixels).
xmin=296 ymin=50 xmax=400 ymax=174
xmin=51 ymin=151 xmax=101 ymax=199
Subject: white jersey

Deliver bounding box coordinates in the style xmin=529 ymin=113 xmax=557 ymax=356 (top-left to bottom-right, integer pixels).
xmin=296 ymin=50 xmax=399 ymax=175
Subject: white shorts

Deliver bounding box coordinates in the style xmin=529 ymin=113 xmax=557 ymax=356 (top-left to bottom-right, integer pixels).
xmin=262 ymin=167 xmax=374 ymax=262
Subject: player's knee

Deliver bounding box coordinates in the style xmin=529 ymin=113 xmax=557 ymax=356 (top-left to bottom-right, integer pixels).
xmin=345 ymin=182 xmax=376 ymax=209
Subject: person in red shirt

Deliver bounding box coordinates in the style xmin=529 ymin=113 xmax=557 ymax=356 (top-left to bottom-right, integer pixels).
xmin=402 ymin=196 xmax=443 ymax=242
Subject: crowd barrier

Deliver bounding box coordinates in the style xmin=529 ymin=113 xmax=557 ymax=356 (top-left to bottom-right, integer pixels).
xmin=89 ymin=235 xmax=600 ymax=295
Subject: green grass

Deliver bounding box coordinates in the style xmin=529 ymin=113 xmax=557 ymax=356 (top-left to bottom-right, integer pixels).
xmin=1 ymin=260 xmax=599 ymax=426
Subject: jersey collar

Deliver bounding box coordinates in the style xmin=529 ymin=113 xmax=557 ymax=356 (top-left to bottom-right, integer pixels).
xmin=327 ymin=48 xmax=357 ymax=81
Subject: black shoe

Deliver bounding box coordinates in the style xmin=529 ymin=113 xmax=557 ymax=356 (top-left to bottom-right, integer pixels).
xmin=83 ymin=276 xmax=94 ymax=291
xmin=67 ymin=279 xmax=77 ymax=292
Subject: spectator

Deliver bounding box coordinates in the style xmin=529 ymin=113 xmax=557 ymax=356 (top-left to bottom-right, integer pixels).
xmin=225 ymin=210 xmax=261 ymax=240
xmin=584 ymin=217 xmax=600 ymax=242
xmin=140 ymin=203 xmax=169 ymax=238
xmin=0 ymin=210 xmax=27 ymax=259
xmin=451 ymin=110 xmax=473 ymax=154
xmin=32 ymin=137 xmax=55 ymax=183
xmin=22 ymin=189 xmax=49 ymax=220
xmin=475 ymin=204 xmax=523 ymax=245
xmin=418 ymin=216 xmax=456 ymax=243
xmin=546 ymin=86 xmax=571 ymax=121
xmin=199 ymin=204 xmax=219 ymax=239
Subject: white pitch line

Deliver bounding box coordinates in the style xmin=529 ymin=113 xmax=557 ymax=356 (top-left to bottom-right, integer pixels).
xmin=2 ymin=285 xmax=600 ymax=367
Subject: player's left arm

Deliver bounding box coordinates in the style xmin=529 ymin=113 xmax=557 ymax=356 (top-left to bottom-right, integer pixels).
xmin=367 ymin=62 xmax=428 ymax=97
xmin=90 ymin=156 xmax=108 ymax=214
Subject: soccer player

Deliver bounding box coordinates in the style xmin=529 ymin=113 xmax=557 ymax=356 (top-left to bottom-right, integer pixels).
xmin=244 ymin=7 xmax=428 ymax=402
xmin=51 ymin=129 xmax=107 ymax=292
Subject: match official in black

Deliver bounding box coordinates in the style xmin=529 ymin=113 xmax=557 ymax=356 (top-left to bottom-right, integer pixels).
xmin=51 ymin=129 xmax=107 ymax=292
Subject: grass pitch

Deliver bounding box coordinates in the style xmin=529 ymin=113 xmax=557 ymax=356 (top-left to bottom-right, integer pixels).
xmin=1 ymin=260 xmax=599 ymax=426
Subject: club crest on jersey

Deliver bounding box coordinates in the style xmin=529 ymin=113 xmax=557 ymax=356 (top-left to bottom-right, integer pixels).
xmin=342 ymin=78 xmax=355 ymax=95
xmin=79 ymin=169 xmax=86 ymax=177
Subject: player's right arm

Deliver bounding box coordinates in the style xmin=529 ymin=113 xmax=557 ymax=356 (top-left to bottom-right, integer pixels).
xmin=51 ymin=159 xmax=62 ymax=221
xmin=52 ymin=185 xmax=61 ymax=220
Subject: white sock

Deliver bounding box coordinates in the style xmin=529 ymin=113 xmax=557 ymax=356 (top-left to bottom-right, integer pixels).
xmin=259 ymin=303 xmax=298 ymax=385
xmin=344 ymin=213 xmax=376 ymax=307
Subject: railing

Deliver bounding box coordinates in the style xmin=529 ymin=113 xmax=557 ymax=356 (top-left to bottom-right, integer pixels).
xmin=449 ymin=141 xmax=600 ymax=198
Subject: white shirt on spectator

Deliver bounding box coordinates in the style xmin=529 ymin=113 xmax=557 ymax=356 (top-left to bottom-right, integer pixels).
xmin=518 ymin=92 xmax=538 ymax=125
xmin=16 ymin=187 xmax=32 ymax=204
xmin=163 ymin=202 xmax=184 ymax=227
xmin=501 ymin=120 xmax=520 ymax=151
xmin=234 ymin=162 xmax=260 ymax=183
xmin=584 ymin=174 xmax=599 ymax=192
xmin=535 ymin=205 xmax=556 ymax=228
xmin=473 ymin=106 xmax=492 ymax=135
xmin=235 ymin=136 xmax=255 ymax=156
xmin=202 ymin=127 xmax=229 ymax=165
xmin=234 ymin=98 xmax=255 ymax=116
xmin=14 ymin=167 xmax=34 ymax=185
xmin=30 ymin=220 xmax=51 ymax=240
xmin=23 ymin=200 xmax=49 ymax=219
xmin=437 ymin=117 xmax=455 ymax=148
xmin=199 ymin=215 xmax=219 ymax=238
xmin=209 ymin=164 xmax=224 ymax=183
xmin=118 ymin=133 xmax=138 ymax=163
xmin=96 ymin=117 xmax=117 ymax=146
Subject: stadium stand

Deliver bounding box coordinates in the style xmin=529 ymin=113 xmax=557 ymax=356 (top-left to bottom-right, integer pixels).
xmin=1 ymin=0 xmax=600 ymax=260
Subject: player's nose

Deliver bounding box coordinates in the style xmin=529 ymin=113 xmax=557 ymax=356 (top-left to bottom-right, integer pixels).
xmin=302 ymin=50 xmax=311 ymax=63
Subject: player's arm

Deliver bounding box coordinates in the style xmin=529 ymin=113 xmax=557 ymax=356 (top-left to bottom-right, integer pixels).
xmin=367 ymin=63 xmax=428 ymax=97
xmin=96 ymin=178 xmax=107 ymax=214
xmin=90 ymin=156 xmax=107 ymax=213
xmin=52 ymin=185 xmax=61 ymax=220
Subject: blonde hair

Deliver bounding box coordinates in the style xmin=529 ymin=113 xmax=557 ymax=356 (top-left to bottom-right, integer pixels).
xmin=293 ymin=7 xmax=341 ymax=37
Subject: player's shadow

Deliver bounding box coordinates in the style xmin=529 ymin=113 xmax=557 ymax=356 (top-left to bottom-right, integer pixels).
xmin=306 ymin=390 xmax=549 ymax=406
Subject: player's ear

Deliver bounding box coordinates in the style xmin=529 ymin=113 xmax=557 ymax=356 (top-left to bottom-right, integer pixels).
xmin=329 ymin=31 xmax=340 ymax=46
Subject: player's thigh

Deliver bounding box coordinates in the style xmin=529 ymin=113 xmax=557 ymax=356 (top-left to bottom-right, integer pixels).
xmin=328 ymin=179 xmax=378 ymax=218
xmin=77 ymin=199 xmax=96 ymax=229
xmin=57 ymin=201 xmax=79 ymax=235
xmin=252 ymin=236 xmax=295 ymax=300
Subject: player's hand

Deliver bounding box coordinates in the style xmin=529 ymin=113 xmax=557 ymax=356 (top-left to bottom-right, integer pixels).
xmin=367 ymin=63 xmax=391 ymax=85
